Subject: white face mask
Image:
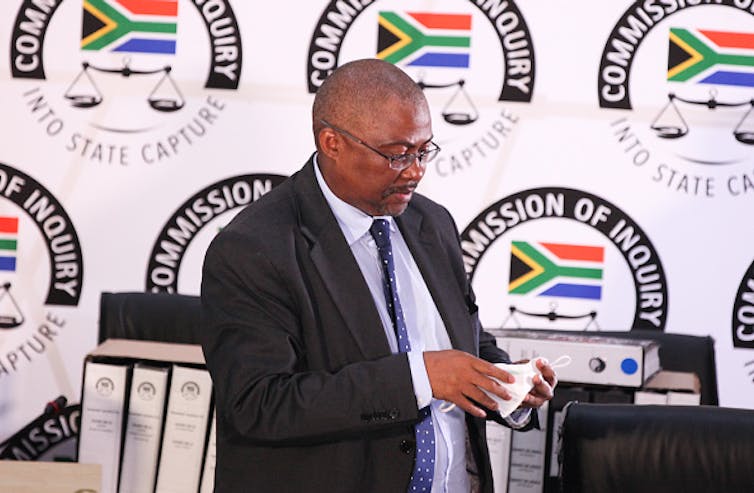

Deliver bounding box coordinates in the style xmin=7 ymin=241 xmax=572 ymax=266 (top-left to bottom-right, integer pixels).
xmin=484 ymin=356 xmax=571 ymax=417
xmin=439 ymin=356 xmax=571 ymax=417
xmin=483 ymin=359 xmax=544 ymax=417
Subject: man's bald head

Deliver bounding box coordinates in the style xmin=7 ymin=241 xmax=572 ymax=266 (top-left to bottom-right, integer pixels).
xmin=312 ymin=59 xmax=428 ymax=144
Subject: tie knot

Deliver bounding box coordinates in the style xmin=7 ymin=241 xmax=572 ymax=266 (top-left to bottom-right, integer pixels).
xmin=369 ymin=219 xmax=391 ymax=249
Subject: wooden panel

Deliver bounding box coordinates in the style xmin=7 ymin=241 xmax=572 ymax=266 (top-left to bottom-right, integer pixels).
xmin=0 ymin=462 xmax=101 ymax=493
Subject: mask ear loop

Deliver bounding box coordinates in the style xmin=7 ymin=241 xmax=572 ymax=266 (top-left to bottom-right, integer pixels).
xmin=543 ymin=354 xmax=572 ymax=369
xmin=437 ymin=355 xmax=572 ymax=414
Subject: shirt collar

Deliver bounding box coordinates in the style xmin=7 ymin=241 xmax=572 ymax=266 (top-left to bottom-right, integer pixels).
xmin=314 ymin=153 xmax=396 ymax=246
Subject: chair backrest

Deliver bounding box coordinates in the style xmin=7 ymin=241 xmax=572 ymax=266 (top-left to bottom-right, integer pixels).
xmin=560 ymin=403 xmax=754 ymax=493
xmin=98 ymin=291 xmax=202 ymax=344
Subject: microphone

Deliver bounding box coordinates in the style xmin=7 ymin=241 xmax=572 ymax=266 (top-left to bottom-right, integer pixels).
xmin=44 ymin=395 xmax=67 ymax=415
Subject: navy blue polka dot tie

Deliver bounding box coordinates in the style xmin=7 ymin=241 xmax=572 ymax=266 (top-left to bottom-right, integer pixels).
xmin=370 ymin=219 xmax=435 ymax=492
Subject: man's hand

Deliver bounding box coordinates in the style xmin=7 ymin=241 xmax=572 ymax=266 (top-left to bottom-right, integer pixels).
xmin=424 ymin=350 xmax=515 ymax=418
xmin=520 ymin=359 xmax=557 ymax=409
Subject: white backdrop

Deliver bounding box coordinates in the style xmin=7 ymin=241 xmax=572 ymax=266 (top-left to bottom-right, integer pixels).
xmin=1 ymin=0 xmax=753 ymax=448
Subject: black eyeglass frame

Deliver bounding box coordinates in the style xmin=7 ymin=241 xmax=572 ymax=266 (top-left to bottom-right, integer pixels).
xmin=319 ymin=119 xmax=441 ymax=171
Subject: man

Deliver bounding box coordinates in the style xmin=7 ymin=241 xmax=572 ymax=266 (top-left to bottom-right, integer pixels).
xmin=201 ymin=58 xmax=556 ymax=492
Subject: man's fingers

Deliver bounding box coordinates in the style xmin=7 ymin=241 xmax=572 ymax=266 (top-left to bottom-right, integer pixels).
xmin=425 ymin=350 xmax=546 ymax=417
xmin=536 ymin=361 xmax=558 ymax=390
xmin=530 ymin=375 xmax=554 ymax=400
xmin=441 ymin=387 xmax=487 ymax=417
xmin=475 ymin=360 xmax=515 ymax=384
xmin=463 ymin=382 xmax=505 ymax=412
xmin=453 ymin=395 xmax=487 ymax=418
xmin=521 ymin=394 xmax=544 ymax=409
xmin=471 ymin=374 xmax=512 ymax=404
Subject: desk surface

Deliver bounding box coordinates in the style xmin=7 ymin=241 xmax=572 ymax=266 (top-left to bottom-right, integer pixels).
xmin=0 ymin=461 xmax=101 ymax=493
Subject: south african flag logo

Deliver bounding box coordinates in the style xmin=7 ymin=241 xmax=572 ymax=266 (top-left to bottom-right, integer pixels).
xmin=509 ymin=241 xmax=604 ymax=301
xmin=668 ymin=28 xmax=754 ymax=88
xmin=81 ymin=0 xmax=178 ymax=54
xmin=377 ymin=11 xmax=472 ymax=68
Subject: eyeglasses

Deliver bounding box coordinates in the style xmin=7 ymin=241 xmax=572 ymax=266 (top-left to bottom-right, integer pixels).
xmin=320 ymin=119 xmax=441 ymax=171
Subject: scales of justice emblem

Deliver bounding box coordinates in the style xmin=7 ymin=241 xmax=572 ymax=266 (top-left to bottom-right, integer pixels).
xmin=650 ymin=27 xmax=754 ymax=151
xmin=64 ymin=57 xmax=185 ymax=114
xmin=0 ymin=282 xmax=25 ymax=330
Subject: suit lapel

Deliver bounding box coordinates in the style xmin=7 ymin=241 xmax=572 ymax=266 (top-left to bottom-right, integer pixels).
xmin=292 ymin=160 xmax=392 ymax=359
xmin=397 ymin=206 xmax=476 ymax=355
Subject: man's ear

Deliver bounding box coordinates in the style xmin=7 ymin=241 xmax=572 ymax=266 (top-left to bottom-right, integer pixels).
xmin=317 ymin=127 xmax=341 ymax=160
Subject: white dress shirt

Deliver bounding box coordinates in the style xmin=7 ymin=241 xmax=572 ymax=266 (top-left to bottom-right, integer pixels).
xmin=314 ymin=156 xmax=528 ymax=492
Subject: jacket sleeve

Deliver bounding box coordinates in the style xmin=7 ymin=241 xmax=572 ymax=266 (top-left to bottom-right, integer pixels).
xmin=441 ymin=206 xmax=540 ymax=431
xmin=200 ymin=228 xmax=419 ymax=446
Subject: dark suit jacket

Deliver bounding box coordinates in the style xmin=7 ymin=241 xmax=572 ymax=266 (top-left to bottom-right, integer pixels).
xmin=201 ymin=158 xmax=519 ymax=492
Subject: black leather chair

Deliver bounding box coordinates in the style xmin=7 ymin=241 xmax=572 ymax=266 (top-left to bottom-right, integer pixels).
xmin=560 ymin=403 xmax=754 ymax=493
xmin=492 ymin=328 xmax=721 ymax=493
xmin=98 ymin=291 xmax=202 ymax=344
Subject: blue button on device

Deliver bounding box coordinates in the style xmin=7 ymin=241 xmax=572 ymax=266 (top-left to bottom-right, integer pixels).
xmin=621 ymin=358 xmax=638 ymax=375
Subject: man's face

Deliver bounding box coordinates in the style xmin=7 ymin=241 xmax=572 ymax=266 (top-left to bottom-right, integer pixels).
xmin=325 ymin=98 xmax=433 ymax=217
